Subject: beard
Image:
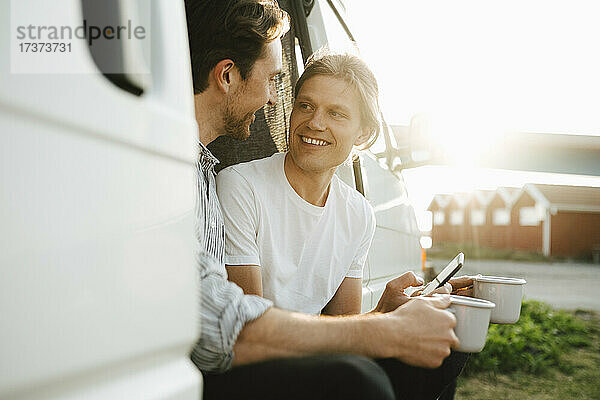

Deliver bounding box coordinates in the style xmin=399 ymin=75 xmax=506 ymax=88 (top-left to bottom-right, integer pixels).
xmin=222 ymin=106 xmax=256 ymax=141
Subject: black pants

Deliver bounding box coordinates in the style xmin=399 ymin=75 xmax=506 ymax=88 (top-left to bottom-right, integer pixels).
xmin=203 ymin=352 xmax=468 ymax=400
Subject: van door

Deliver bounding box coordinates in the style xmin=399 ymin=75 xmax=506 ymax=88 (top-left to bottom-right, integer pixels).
xmin=0 ymin=1 xmax=201 ymax=398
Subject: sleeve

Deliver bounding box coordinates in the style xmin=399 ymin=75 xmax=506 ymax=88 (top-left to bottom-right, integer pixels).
xmin=346 ymin=202 xmax=376 ymax=279
xmin=216 ymin=167 xmax=261 ymax=266
xmin=190 ymin=252 xmax=273 ymax=373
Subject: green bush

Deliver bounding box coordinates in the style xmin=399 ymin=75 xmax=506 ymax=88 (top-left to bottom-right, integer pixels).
xmin=463 ymin=300 xmax=593 ymax=376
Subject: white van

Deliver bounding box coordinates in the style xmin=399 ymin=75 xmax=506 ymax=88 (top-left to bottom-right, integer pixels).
xmin=0 ymin=0 xmax=422 ymax=398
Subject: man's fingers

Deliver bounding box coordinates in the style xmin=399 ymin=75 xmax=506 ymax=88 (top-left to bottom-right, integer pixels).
xmin=452 ymin=287 xmax=473 ymax=297
xmin=420 ymin=294 xmax=451 ymax=309
xmin=449 ymin=275 xmax=474 ymax=290
xmin=464 ymin=288 xmax=474 ymax=296
xmin=437 ymin=283 xmax=452 ymax=294
xmin=399 ymin=271 xmax=424 ymax=287
xmin=387 ymin=271 xmax=424 ymax=292
xmin=449 ymin=329 xmax=460 ymax=350
xmin=428 ymin=284 xmax=451 ymax=296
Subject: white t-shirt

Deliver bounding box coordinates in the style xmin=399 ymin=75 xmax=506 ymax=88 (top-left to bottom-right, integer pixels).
xmin=216 ymin=152 xmax=376 ymax=314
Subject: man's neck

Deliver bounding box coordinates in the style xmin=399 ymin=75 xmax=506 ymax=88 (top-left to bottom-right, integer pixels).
xmin=194 ymin=93 xmax=222 ymax=146
xmin=284 ymin=153 xmax=336 ymax=207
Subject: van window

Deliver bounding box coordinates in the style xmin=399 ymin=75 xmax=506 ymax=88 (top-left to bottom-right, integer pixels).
xmin=319 ymin=1 xmax=355 ymax=51
xmin=294 ymin=38 xmax=305 ymax=75
xmin=80 ymin=0 xmax=150 ymax=96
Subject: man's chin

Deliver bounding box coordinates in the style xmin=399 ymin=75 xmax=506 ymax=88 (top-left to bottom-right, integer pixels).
xmin=223 ymin=124 xmax=252 ymax=141
xmin=230 ymin=131 xmax=251 ymax=141
xmin=222 ymin=112 xmax=254 ymax=141
xmin=235 ymin=118 xmax=254 ymax=140
xmin=239 ymin=127 xmax=251 ymax=140
xmin=240 ymin=120 xmax=253 ymax=140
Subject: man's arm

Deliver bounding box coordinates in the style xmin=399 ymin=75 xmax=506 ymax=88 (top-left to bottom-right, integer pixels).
xmin=190 ymin=253 xmax=272 ymax=373
xmin=233 ymin=294 xmax=459 ymax=369
xmin=226 ymin=264 xmax=263 ymax=296
xmin=321 ymin=277 xmax=362 ymax=315
xmin=193 ymin=254 xmax=458 ymax=371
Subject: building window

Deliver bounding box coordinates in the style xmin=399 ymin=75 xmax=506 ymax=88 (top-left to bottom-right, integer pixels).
xmin=493 ymin=209 xmax=510 ymax=226
xmin=434 ymin=211 xmax=445 ymax=225
xmin=471 ymin=210 xmax=485 ymax=226
xmin=519 ymin=207 xmax=539 ymax=226
xmin=450 ymin=210 xmax=464 ymax=225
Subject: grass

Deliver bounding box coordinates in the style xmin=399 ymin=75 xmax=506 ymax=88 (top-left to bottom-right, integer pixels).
xmin=455 ymin=303 xmax=600 ymax=399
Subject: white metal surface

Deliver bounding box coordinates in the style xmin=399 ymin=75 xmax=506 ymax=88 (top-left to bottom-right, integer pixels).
xmin=0 ymin=0 xmax=201 ymax=398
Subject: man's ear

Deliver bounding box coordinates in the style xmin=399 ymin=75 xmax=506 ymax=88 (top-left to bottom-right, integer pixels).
xmin=212 ymin=59 xmax=237 ymax=94
xmin=354 ymin=127 xmax=372 ymax=147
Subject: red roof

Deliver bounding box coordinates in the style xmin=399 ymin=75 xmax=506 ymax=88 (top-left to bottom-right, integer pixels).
xmin=428 ymin=184 xmax=600 ymax=213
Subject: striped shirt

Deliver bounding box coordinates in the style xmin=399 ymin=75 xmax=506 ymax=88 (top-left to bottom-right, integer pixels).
xmin=195 ymin=142 xmax=225 ymax=263
xmin=190 ymin=142 xmax=273 ymax=373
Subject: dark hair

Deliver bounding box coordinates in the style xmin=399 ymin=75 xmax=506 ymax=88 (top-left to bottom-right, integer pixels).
xmin=295 ymin=52 xmax=381 ymax=149
xmin=185 ymin=0 xmax=290 ymax=94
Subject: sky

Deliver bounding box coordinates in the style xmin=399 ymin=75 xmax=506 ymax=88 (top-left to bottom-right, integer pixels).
xmin=340 ymin=0 xmax=600 ymax=232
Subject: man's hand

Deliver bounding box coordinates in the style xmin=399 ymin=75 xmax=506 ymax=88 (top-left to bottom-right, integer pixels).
xmin=372 ymin=271 xmax=424 ymax=313
xmin=410 ymin=282 xmax=452 ymax=297
xmin=376 ymin=295 xmax=459 ymax=368
xmin=449 ymin=275 xmax=474 ymax=297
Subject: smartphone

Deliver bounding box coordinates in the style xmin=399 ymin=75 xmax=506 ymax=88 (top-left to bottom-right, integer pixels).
xmin=421 ymin=252 xmax=464 ymax=296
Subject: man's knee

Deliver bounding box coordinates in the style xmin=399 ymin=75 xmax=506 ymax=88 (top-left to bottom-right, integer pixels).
xmin=323 ymin=355 xmax=395 ymax=400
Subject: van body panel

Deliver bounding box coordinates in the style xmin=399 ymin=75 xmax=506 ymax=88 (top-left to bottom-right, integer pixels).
xmin=0 ymin=116 xmax=199 ymax=397
xmin=1 ymin=0 xmax=201 ymax=398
